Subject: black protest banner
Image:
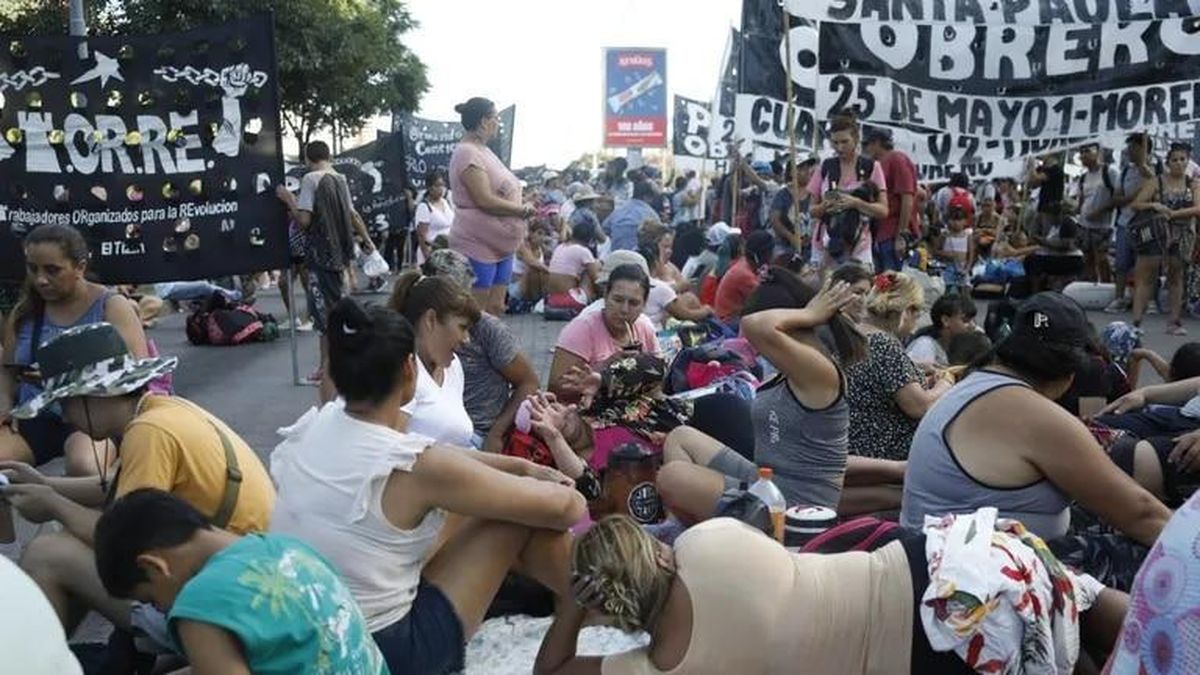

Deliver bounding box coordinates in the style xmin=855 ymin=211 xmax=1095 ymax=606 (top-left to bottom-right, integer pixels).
xmin=785 ymin=0 xmax=1200 ymax=24
xmin=285 ymin=132 xmax=407 ymax=236
xmin=0 ymin=16 xmax=286 ymax=284
xmin=394 ymin=106 xmax=515 ymax=190
xmin=674 ymin=95 xmax=720 ymax=159
xmin=815 ymin=19 xmax=1200 ymax=139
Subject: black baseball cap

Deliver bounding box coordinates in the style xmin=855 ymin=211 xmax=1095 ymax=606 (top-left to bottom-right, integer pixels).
xmin=1011 ymin=292 xmax=1090 ymax=348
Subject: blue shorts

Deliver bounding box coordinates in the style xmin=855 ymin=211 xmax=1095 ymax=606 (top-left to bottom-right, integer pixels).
xmin=468 ymin=255 xmax=514 ymax=289
xmin=373 ymin=580 xmax=464 ymax=675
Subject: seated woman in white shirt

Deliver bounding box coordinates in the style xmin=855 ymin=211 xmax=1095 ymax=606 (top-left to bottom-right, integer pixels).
xmin=638 ymin=246 xmax=713 ymax=330
xmin=414 ymin=169 xmax=455 ymax=265
xmin=270 ymin=297 xmax=585 ymax=675
xmin=387 ymin=271 xmax=478 ymax=446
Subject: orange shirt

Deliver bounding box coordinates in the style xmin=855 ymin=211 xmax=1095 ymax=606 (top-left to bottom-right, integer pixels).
xmin=713 ymin=259 xmax=760 ymax=323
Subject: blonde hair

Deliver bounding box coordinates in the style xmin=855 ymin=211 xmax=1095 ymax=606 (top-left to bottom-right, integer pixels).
xmin=572 ymin=515 xmax=672 ymax=632
xmin=865 ymin=271 xmax=923 ymax=332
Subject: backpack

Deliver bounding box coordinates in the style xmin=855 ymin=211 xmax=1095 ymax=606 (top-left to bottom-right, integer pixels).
xmin=1076 ymin=165 xmax=1116 ymax=211
xmin=664 ymin=341 xmax=763 ymax=395
xmin=799 ymin=517 xmax=903 ymax=554
xmin=820 ymin=156 xmax=877 ymax=261
xmin=186 ymin=291 xmax=279 ymax=346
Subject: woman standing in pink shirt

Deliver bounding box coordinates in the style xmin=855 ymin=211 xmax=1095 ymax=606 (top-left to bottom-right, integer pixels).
xmin=448 ymin=97 xmax=534 ymax=315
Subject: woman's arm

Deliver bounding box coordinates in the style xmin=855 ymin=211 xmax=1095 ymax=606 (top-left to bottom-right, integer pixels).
xmin=1130 ymin=180 xmax=1165 ymax=213
xmin=1026 ymin=403 xmax=1171 ymax=546
xmin=666 ymin=298 xmax=714 ymax=322
xmin=1098 ymin=376 xmax=1200 ymax=415
xmin=0 ymin=319 xmax=18 ymax=420
xmin=415 ymin=221 xmax=431 ymax=259
xmin=843 ymin=456 xmax=906 ymax=486
xmin=966 ymin=235 xmax=977 ymax=271
xmin=740 ymin=281 xmax=854 ymax=406
xmin=533 ymin=599 xmax=604 ymax=675
xmin=104 ymin=294 xmax=149 ymax=358
xmin=894 ymin=377 xmax=953 ymax=419
xmin=459 ymin=166 xmax=530 ymax=218
xmin=844 ymin=188 xmax=889 ymax=220
xmin=394 ymin=444 xmax=586 ymax=531
xmin=1129 ymin=348 xmax=1171 ymax=383
xmin=518 ymin=242 xmax=551 ymax=274
xmin=482 ymin=354 xmax=541 ymax=454
xmin=548 ymin=349 xmax=591 ymax=403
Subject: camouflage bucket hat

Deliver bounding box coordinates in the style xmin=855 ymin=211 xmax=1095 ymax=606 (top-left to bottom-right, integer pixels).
xmin=11 ymin=322 xmax=178 ymax=419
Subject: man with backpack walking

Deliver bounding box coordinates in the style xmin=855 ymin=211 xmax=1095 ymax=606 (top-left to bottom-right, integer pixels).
xmin=276 ymin=141 xmax=375 ymax=398
xmin=1073 ymin=143 xmax=1121 ymax=283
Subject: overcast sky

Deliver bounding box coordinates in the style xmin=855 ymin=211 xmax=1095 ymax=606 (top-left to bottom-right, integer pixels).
xmin=401 ymin=0 xmax=740 ymax=169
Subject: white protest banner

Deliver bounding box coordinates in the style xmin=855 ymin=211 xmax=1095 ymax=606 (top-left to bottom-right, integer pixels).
xmin=784 ymin=0 xmax=1200 ymax=24
xmin=814 ymin=19 xmax=1200 ymax=138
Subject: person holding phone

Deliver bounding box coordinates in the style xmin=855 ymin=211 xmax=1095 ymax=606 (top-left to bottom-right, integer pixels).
xmin=1 ymin=224 xmax=146 ymax=476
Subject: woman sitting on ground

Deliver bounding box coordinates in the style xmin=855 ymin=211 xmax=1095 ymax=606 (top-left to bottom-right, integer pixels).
xmin=712 ymin=230 xmax=774 ymax=325
xmin=905 ymin=293 xmax=978 ymax=368
xmin=387 ymin=271 xmax=480 ymax=447
xmin=0 ymin=224 xmax=146 ymax=475
xmin=270 ymin=298 xmax=586 ymax=675
xmin=547 ymin=263 xmax=660 ymax=404
xmin=422 ymin=250 xmax=541 ymax=453
xmin=900 ymin=293 xmax=1171 ymax=588
xmin=534 ymin=515 xmax=1126 ymax=675
xmin=656 ymin=270 xmax=866 ymax=520
xmin=511 ymin=221 xmax=552 ymax=307
xmin=546 ymin=219 xmax=602 ymax=302
xmin=638 ymin=221 xmax=693 ymax=294
xmin=638 ymin=247 xmax=713 ymax=329
xmin=841 ymin=270 xmax=953 ymax=515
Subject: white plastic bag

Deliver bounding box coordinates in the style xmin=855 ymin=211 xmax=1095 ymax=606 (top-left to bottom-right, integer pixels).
xmin=361 ymin=249 xmax=390 ymax=278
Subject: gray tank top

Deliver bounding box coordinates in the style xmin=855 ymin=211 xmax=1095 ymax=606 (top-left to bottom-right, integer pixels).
xmin=900 ymin=370 xmax=1071 ymax=539
xmin=750 ymin=374 xmax=849 ymax=510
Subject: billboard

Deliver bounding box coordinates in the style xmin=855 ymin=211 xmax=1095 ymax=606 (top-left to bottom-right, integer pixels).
xmin=603 ymin=48 xmax=667 ymax=147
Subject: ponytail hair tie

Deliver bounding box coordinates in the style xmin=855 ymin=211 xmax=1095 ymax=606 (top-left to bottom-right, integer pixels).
xmin=342 ymin=322 xmax=358 ymax=335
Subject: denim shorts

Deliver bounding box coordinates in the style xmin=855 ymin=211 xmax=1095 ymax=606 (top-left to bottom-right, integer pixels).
xmin=1114 ymin=225 xmax=1136 ymax=274
xmin=468 ymin=255 xmax=514 ymax=289
xmin=372 ymin=580 xmax=464 ymax=675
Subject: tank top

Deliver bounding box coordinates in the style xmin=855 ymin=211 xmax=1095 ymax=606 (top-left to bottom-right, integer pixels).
xmin=13 ymin=290 xmax=111 ymax=407
xmin=1162 ymin=177 xmax=1195 ymax=229
xmin=750 ymin=373 xmax=849 ymax=510
xmin=269 ymin=400 xmax=446 ymax=633
xmin=900 ymin=370 xmax=1071 ymax=539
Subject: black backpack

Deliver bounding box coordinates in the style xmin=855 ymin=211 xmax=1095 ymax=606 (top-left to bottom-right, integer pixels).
xmin=984 ymin=297 xmax=1020 ymax=343
xmin=820 ymin=156 xmax=877 ymax=261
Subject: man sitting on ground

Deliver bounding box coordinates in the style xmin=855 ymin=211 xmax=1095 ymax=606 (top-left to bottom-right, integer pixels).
xmin=93 ymin=489 xmax=385 ymax=674
xmin=0 ymin=322 xmax=275 ymax=645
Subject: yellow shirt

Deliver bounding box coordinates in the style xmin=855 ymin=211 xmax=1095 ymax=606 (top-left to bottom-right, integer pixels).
xmin=116 ymin=395 xmax=275 ymax=535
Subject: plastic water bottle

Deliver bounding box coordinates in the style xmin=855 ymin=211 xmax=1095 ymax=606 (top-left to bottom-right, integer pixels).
xmin=748 ymin=467 xmax=787 ymax=543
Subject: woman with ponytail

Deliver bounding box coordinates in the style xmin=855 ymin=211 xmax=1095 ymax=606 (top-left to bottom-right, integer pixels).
xmin=839 ymin=269 xmax=952 ymax=515
xmin=387 ymin=270 xmax=480 ymax=446
xmin=271 ymin=297 xmax=586 ymax=675
xmin=657 ymin=268 xmax=867 ymax=520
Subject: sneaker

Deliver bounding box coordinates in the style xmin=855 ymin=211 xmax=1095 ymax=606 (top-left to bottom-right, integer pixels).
xmin=1103 ymin=298 xmax=1131 ymax=313
xmin=1147 ymin=305 xmax=1160 ymax=315
xmin=1167 ymin=322 xmax=1188 ymax=336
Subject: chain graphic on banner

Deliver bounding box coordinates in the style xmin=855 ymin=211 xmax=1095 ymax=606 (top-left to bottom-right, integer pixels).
xmin=0 ymin=67 xmax=61 ymax=93
xmin=153 ymin=65 xmax=268 ymax=89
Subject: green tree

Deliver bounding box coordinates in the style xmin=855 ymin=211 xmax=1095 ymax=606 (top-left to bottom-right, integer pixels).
xmin=0 ymin=0 xmax=428 ymax=146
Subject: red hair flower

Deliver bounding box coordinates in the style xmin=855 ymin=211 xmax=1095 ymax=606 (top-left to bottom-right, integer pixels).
xmin=873 ymin=274 xmax=894 ymax=293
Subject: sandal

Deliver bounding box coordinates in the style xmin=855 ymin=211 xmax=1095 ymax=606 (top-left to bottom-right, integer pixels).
xmin=1167 ymin=322 xmax=1188 ymax=336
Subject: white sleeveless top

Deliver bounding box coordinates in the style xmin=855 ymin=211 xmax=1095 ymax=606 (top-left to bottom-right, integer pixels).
xmin=269 ymin=400 xmax=446 ymax=632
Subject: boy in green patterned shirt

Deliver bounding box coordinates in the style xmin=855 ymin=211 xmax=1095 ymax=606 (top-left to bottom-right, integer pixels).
xmin=93 ymin=489 xmax=387 ymax=675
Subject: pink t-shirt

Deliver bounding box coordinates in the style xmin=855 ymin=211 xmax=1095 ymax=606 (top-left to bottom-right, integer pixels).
xmin=807 ymin=156 xmax=888 ymax=267
xmin=448 ymin=142 xmax=524 ymax=263
xmin=547 ymin=243 xmax=596 ymax=279
xmin=555 ymin=310 xmax=660 ymax=368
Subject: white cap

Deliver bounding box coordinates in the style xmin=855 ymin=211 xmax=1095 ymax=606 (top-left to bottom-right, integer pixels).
xmin=706 ymin=221 xmax=742 ymax=247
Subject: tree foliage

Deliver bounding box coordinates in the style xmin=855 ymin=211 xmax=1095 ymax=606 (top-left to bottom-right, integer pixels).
xmin=0 ymin=0 xmax=428 ymax=145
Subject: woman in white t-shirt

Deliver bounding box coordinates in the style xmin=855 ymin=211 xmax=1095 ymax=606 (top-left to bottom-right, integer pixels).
xmin=639 ymin=247 xmax=714 ymax=330
xmin=270 ymin=297 xmax=584 ymax=675
xmin=387 ymin=271 xmax=477 ymax=446
xmin=414 ymin=169 xmax=455 ymax=265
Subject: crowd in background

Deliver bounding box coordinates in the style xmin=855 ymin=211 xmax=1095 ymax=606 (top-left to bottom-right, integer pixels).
xmin=0 ymin=97 xmax=1199 ymax=674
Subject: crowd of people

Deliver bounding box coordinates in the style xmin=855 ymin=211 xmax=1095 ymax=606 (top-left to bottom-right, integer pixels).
xmin=0 ymin=96 xmax=1198 ymax=675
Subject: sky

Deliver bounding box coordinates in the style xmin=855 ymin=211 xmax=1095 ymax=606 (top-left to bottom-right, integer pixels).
xmin=400 ymin=0 xmax=741 ymax=169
